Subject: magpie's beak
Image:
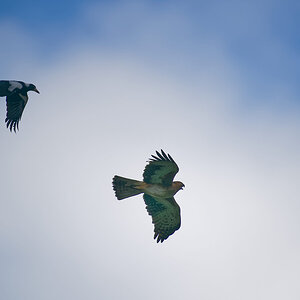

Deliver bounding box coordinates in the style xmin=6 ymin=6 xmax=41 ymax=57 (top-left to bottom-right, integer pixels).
xmin=181 ymin=184 xmax=185 ymax=190
xmin=34 ymin=88 xmax=40 ymax=94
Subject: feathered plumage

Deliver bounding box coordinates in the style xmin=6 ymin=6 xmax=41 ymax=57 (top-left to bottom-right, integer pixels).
xmin=0 ymin=80 xmax=39 ymax=132
xmin=112 ymin=150 xmax=184 ymax=243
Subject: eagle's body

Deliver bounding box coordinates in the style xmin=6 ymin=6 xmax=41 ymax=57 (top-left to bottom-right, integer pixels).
xmin=112 ymin=150 xmax=184 ymax=243
xmin=0 ymin=80 xmax=39 ymax=132
xmin=142 ymin=182 xmax=183 ymax=198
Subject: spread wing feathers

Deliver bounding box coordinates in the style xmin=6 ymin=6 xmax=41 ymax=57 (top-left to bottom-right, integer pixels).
xmin=143 ymin=150 xmax=179 ymax=186
xmin=144 ymin=194 xmax=181 ymax=243
xmin=5 ymin=92 xmax=28 ymax=132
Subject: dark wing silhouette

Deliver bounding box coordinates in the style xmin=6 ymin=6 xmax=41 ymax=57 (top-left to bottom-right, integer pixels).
xmin=0 ymin=80 xmax=10 ymax=97
xmin=144 ymin=194 xmax=181 ymax=243
xmin=143 ymin=150 xmax=179 ymax=186
xmin=5 ymin=92 xmax=28 ymax=132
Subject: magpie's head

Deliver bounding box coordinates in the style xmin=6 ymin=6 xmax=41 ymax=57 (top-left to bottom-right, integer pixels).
xmin=28 ymin=84 xmax=40 ymax=94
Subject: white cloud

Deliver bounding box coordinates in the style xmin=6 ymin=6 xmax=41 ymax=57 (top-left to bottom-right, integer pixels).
xmin=0 ymin=2 xmax=300 ymax=300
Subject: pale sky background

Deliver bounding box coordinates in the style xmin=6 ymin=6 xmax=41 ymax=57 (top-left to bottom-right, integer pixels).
xmin=0 ymin=1 xmax=300 ymax=299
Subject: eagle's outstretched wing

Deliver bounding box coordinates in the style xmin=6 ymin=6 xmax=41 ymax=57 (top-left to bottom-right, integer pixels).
xmin=144 ymin=194 xmax=181 ymax=243
xmin=5 ymin=92 xmax=28 ymax=132
xmin=143 ymin=150 xmax=179 ymax=186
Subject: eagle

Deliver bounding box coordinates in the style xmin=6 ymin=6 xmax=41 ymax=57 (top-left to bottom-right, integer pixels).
xmin=112 ymin=150 xmax=184 ymax=243
xmin=0 ymin=80 xmax=40 ymax=132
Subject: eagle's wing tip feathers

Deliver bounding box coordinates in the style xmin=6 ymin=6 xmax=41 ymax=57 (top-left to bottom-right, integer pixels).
xmin=154 ymin=232 xmax=167 ymax=243
xmin=148 ymin=150 xmax=174 ymax=163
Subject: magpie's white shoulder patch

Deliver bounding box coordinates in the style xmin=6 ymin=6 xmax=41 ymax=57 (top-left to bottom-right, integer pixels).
xmin=8 ymin=81 xmax=23 ymax=92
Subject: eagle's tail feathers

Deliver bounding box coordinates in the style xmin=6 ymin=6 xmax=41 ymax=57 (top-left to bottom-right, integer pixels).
xmin=112 ymin=175 xmax=144 ymax=200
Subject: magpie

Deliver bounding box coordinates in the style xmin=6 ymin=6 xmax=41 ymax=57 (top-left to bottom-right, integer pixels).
xmin=0 ymin=80 xmax=39 ymax=132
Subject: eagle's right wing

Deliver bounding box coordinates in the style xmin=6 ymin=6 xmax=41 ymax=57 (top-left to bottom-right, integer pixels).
xmin=144 ymin=194 xmax=181 ymax=243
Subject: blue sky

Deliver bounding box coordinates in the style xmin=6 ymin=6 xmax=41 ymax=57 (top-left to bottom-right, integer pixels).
xmin=1 ymin=0 xmax=300 ymax=107
xmin=0 ymin=1 xmax=300 ymax=300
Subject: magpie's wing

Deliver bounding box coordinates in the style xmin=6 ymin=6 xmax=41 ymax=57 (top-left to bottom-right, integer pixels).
xmin=0 ymin=81 xmax=10 ymax=97
xmin=5 ymin=92 xmax=28 ymax=132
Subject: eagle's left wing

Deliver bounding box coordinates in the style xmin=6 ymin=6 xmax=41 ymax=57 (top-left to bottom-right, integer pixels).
xmin=144 ymin=194 xmax=181 ymax=243
xmin=143 ymin=150 xmax=179 ymax=186
xmin=5 ymin=91 xmax=28 ymax=132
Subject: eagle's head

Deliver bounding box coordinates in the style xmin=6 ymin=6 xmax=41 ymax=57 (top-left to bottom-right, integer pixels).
xmin=173 ymin=181 xmax=185 ymax=193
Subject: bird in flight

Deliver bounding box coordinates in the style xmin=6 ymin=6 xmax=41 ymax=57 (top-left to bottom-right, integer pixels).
xmin=113 ymin=150 xmax=185 ymax=243
xmin=0 ymin=80 xmax=40 ymax=132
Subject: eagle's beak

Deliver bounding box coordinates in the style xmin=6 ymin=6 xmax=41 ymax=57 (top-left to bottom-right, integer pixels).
xmin=34 ymin=88 xmax=40 ymax=94
xmin=181 ymin=184 xmax=185 ymax=190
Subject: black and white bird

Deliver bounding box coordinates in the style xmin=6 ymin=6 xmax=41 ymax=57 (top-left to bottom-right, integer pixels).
xmin=0 ymin=80 xmax=40 ymax=132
